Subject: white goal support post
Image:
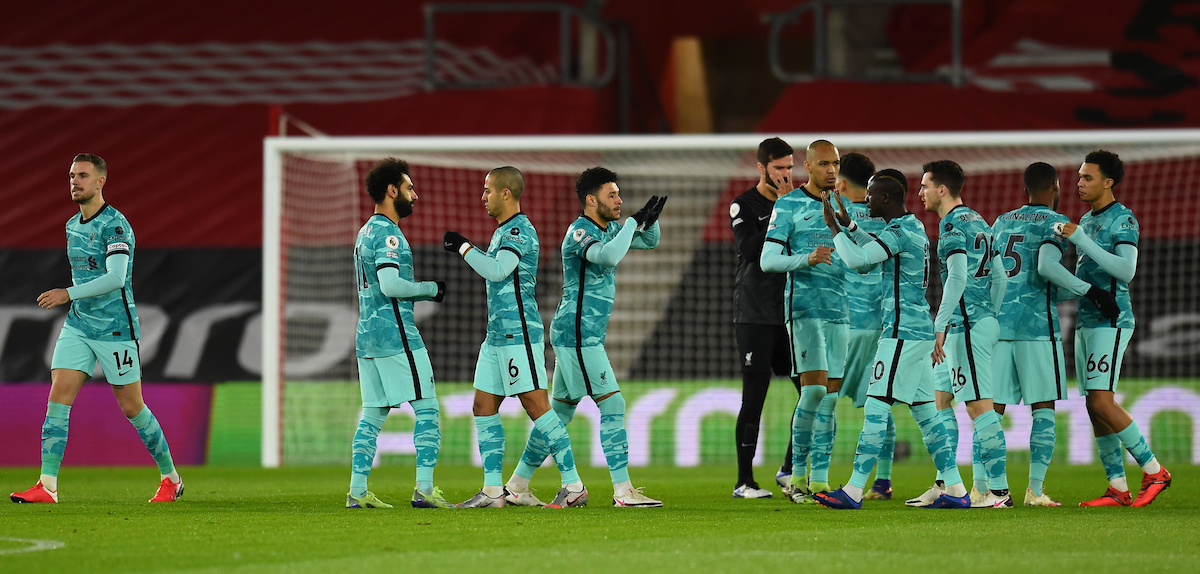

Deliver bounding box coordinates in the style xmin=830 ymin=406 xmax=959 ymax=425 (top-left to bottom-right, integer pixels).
xmin=263 ymin=130 xmax=1200 ymax=468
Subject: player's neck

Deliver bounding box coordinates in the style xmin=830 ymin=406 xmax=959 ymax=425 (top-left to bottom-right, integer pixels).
xmin=755 ymin=181 xmax=780 ymax=201
xmin=843 ymin=187 xmax=867 ymax=203
xmin=373 ymin=205 xmax=400 ymax=225
xmin=583 ymin=208 xmax=609 ymax=230
xmin=802 ymin=181 xmax=826 ymax=198
xmin=494 ymin=202 xmax=521 ymax=224
xmin=78 ymin=195 xmax=105 ymax=220
xmin=1089 ymin=192 xmax=1116 ymax=213
xmin=937 ymin=197 xmax=963 ymax=219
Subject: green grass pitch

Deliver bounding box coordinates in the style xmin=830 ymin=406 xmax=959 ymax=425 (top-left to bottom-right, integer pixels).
xmin=2 ymin=463 xmax=1196 ymax=573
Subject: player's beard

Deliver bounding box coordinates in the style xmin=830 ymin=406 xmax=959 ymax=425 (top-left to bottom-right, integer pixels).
xmin=394 ymin=195 xmax=414 ymax=219
xmin=597 ymin=203 xmax=619 ymax=222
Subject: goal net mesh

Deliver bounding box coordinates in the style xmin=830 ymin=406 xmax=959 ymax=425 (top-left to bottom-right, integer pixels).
xmin=270 ymin=136 xmax=1200 ymax=468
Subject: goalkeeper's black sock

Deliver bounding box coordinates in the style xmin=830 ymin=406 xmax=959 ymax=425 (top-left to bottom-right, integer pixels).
xmin=735 ymin=372 xmax=771 ymax=485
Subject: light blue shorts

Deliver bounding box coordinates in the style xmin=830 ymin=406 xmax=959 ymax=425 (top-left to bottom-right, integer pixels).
xmin=867 ymin=338 xmax=935 ymax=406
xmin=474 ymin=341 xmax=547 ymax=397
xmin=944 ymin=317 xmax=998 ymax=403
xmin=551 ymin=345 xmax=618 ymax=401
xmin=357 ymin=348 xmax=436 ymax=407
xmin=993 ymin=339 xmax=1068 ymax=405
xmin=839 ymin=328 xmax=881 ymax=408
xmin=51 ymin=323 xmax=141 ymax=385
xmin=787 ymin=318 xmax=848 ymax=378
xmin=1074 ymin=327 xmax=1133 ymax=394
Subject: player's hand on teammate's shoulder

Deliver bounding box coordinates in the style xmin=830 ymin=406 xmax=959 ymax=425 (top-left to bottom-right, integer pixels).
xmin=1059 ymin=222 xmax=1077 ymax=238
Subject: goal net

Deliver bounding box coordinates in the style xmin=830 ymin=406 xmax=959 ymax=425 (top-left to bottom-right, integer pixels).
xmin=263 ymin=131 xmax=1200 ymax=468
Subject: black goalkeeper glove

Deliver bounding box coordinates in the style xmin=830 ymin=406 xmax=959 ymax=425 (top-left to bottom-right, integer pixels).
xmin=643 ymin=195 xmax=669 ymax=227
xmin=1085 ymin=286 xmax=1120 ymax=321
xmin=443 ymin=230 xmax=469 ymax=254
xmin=433 ymin=281 xmax=447 ymax=303
xmin=630 ymin=195 xmax=659 ymax=225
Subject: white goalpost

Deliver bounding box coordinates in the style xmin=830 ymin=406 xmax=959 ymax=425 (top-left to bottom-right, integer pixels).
xmin=262 ymin=130 xmax=1200 ymax=468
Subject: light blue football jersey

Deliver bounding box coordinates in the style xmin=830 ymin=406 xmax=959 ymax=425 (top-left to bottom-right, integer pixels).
xmin=845 ymin=201 xmax=885 ymax=331
xmin=354 ymin=214 xmax=426 ymax=358
xmin=936 ymin=205 xmax=998 ymax=333
xmin=992 ymin=204 xmax=1070 ymax=341
xmin=1076 ymin=202 xmax=1138 ymax=329
xmin=64 ymin=204 xmax=140 ymax=341
xmin=550 ymin=216 xmax=620 ymax=348
xmin=764 ymin=187 xmax=848 ymax=323
xmin=870 ymin=213 xmax=934 ymax=341
xmin=484 ymin=213 xmax=544 ymax=346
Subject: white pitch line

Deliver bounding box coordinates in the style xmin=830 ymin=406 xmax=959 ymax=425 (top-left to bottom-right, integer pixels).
xmin=0 ymin=537 xmax=65 ymax=555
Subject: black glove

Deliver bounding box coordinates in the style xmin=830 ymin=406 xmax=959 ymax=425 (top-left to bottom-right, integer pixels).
xmin=433 ymin=281 xmax=447 ymax=303
xmin=443 ymin=230 xmax=469 ymax=254
xmin=630 ymin=195 xmax=659 ymax=225
xmin=643 ymin=195 xmax=669 ymax=227
xmin=1085 ymin=286 xmax=1120 ymax=321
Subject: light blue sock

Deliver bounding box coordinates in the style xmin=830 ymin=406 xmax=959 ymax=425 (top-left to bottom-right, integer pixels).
xmin=973 ymin=410 xmax=1008 ymax=491
xmin=533 ymin=411 xmax=579 ymax=486
xmin=1115 ymin=421 xmax=1156 ymax=467
xmin=810 ymin=394 xmax=838 ymax=484
xmin=514 ymin=399 xmax=576 ymax=480
xmin=936 ymin=407 xmax=957 ymax=482
xmin=875 ymin=411 xmax=896 ymax=481
xmin=411 ymin=398 xmax=440 ymax=491
xmin=128 ymin=406 xmax=175 ymax=476
xmin=598 ymin=393 xmax=630 ymax=485
xmin=972 ymin=432 xmax=988 ymax=493
xmin=475 ymin=414 xmax=505 ymax=487
xmin=1028 ymin=409 xmax=1055 ymax=496
xmin=1095 ymin=433 xmax=1125 ymax=481
xmin=849 ymin=398 xmax=890 ymax=489
xmin=41 ymin=402 xmax=71 ymax=478
xmin=350 ymin=407 xmax=388 ymax=496
xmin=912 ymin=402 xmax=962 ymax=487
xmin=790 ymin=385 xmax=826 ymax=480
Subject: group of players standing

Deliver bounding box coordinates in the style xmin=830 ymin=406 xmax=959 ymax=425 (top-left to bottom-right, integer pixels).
xmin=731 ymin=138 xmax=1173 ymax=509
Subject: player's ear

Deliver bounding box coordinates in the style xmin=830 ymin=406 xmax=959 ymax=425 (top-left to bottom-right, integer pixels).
xmin=756 ymin=163 xmax=766 ymax=178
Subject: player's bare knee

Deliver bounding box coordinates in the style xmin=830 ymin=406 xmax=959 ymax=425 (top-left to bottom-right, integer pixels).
xmin=965 ymin=399 xmax=994 ymax=419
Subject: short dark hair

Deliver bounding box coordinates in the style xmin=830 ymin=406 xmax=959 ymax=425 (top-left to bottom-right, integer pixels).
xmin=1085 ymin=149 xmax=1124 ymax=186
xmin=838 ymin=152 xmax=875 ymax=189
xmin=922 ymin=159 xmax=965 ymax=198
xmin=873 ymin=168 xmax=908 ymax=193
xmin=869 ymin=172 xmax=907 ymax=203
xmin=488 ymin=166 xmax=525 ymax=200
xmin=756 ymin=137 xmax=793 ymax=167
xmin=72 ymin=153 xmax=107 ymax=175
xmin=575 ymin=167 xmax=618 ymax=206
xmin=364 ymin=157 xmax=410 ymax=204
xmin=1023 ymin=162 xmax=1058 ymax=194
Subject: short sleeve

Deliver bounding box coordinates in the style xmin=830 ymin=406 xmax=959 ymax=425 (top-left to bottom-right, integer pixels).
xmin=875 ymin=224 xmax=903 ymax=259
xmin=104 ymin=219 xmax=131 ymax=257
xmin=498 ymin=223 xmax=533 ymax=257
xmin=940 ymin=221 xmax=966 ymax=256
xmin=374 ymin=230 xmax=404 ymax=269
xmin=566 ymin=223 xmax=595 ymax=259
xmin=764 ymin=202 xmax=792 ymax=245
xmin=1112 ymin=211 xmax=1140 ymax=247
xmin=1043 ymin=214 xmax=1069 ymax=252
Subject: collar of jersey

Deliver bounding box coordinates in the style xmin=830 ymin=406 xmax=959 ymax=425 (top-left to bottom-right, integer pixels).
xmin=79 ymin=202 xmax=110 ymax=224
xmin=498 ymin=212 xmax=526 ymax=227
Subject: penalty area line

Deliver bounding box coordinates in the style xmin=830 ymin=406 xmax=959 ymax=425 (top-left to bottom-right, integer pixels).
xmin=0 ymin=537 xmax=65 ymax=555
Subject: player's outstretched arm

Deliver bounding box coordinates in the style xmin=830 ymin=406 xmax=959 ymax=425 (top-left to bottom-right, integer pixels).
xmin=463 ymin=248 xmax=520 ymax=282
xmin=376 ymin=265 xmax=442 ymax=301
xmin=39 ymin=252 xmax=130 ymax=309
xmin=831 ymin=233 xmax=886 ymax=270
xmin=587 ymin=221 xmax=637 ymax=267
xmin=1065 ymin=227 xmax=1138 ymax=283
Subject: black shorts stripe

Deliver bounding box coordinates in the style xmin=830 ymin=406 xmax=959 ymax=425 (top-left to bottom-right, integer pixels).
xmin=1109 ymin=327 xmax=1122 ymax=392
xmin=390 ymin=299 xmax=421 ymax=400
xmin=961 ymin=304 xmax=980 ymax=400
xmin=1110 ymin=278 xmax=1119 ymax=328
xmin=575 ymin=258 xmax=593 ymax=395
xmin=512 ymin=267 xmax=540 ymax=390
xmin=1046 ymin=283 xmax=1064 ymax=401
xmin=885 ymin=339 xmax=904 ymax=400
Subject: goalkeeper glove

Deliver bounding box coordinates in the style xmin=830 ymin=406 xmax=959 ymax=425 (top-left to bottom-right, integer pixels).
xmin=643 ymin=195 xmax=669 ymax=228
xmin=1085 ymin=286 xmax=1120 ymax=321
xmin=433 ymin=281 xmax=447 ymax=303
xmin=630 ymin=195 xmax=659 ymax=225
xmin=443 ymin=230 xmax=470 ymax=255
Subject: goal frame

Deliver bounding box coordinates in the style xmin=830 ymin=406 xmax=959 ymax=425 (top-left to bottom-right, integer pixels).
xmin=261 ymin=128 xmax=1200 ymax=467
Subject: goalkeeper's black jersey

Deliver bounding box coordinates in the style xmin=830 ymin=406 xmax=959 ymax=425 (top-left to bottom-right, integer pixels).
xmin=730 ymin=187 xmax=785 ymax=325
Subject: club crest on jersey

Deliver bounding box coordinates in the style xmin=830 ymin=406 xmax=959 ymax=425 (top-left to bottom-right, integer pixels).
xmin=573 ymin=228 xmax=587 ymax=242
xmin=385 ymin=235 xmax=400 ymax=249
xmin=729 ymin=202 xmax=741 ymax=218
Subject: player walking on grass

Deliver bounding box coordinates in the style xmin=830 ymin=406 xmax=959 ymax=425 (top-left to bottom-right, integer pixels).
xmin=990 ymin=161 xmax=1120 ymax=507
xmin=444 ymin=166 xmax=587 ymax=509
xmin=730 ymin=137 xmax=804 ymax=499
xmin=813 ymin=173 xmax=968 ymax=510
xmin=914 ymin=160 xmax=1011 ymax=509
xmin=347 ymin=158 xmax=451 ymax=510
xmin=1063 ymin=150 xmax=1172 ymax=508
xmin=505 ymin=167 xmax=666 ymax=508
xmin=11 ymin=154 xmax=182 ymax=504
xmin=811 ymin=154 xmax=897 ymax=500
xmin=760 ymin=140 xmax=848 ymax=503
